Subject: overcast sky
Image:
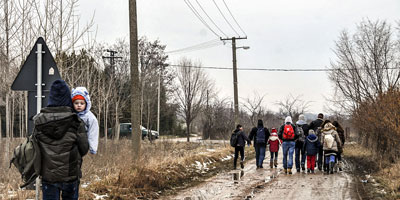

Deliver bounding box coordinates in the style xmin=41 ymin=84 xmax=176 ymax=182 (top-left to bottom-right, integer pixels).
xmin=79 ymin=0 xmax=400 ymax=116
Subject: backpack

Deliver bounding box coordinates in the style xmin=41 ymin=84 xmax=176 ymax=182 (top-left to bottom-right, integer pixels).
xmin=283 ymin=124 xmax=295 ymax=140
xmin=256 ymin=128 xmax=266 ymax=144
xmin=230 ymin=132 xmax=239 ymax=147
xmin=324 ymin=134 xmax=335 ymax=149
xmin=9 ymin=133 xmax=41 ymax=188
xmin=297 ymin=125 xmax=305 ymax=143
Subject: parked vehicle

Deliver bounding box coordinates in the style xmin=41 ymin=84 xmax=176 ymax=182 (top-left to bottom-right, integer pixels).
xmin=107 ymin=123 xmax=159 ymax=140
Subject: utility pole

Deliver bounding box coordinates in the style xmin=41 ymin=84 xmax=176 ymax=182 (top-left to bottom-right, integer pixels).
xmin=129 ymin=0 xmax=141 ymax=161
xmin=220 ymin=36 xmax=247 ymax=126
xmin=157 ymin=71 xmax=161 ymax=133
xmin=102 ymin=49 xmax=122 ymax=76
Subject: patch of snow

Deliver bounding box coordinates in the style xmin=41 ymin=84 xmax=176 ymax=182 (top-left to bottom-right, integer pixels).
xmin=221 ymin=155 xmax=232 ymax=161
xmin=206 ymin=149 xmax=216 ymax=152
xmin=93 ymin=193 xmax=108 ymax=200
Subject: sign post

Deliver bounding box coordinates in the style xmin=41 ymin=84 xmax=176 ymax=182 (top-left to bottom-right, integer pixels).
xmin=11 ymin=37 xmax=61 ymax=200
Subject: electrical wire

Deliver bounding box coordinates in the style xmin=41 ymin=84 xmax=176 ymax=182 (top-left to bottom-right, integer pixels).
xmin=166 ymin=39 xmax=223 ymax=54
xmin=212 ymin=0 xmax=241 ymax=37
xmin=222 ymin=0 xmax=247 ymax=37
xmin=169 ymin=64 xmax=400 ymax=72
xmin=184 ymin=0 xmax=221 ymax=38
xmin=195 ymin=0 xmax=228 ymax=38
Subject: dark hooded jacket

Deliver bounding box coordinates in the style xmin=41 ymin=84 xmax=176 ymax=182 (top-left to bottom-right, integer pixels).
xmin=249 ymin=120 xmax=270 ymax=144
xmin=233 ymin=129 xmax=251 ymax=147
xmin=304 ymin=134 xmax=320 ymax=156
xmin=34 ymin=106 xmax=88 ymax=183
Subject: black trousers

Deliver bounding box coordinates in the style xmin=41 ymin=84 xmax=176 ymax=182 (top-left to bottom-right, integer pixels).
xmin=317 ymin=146 xmax=323 ymax=169
xmin=234 ymin=146 xmax=245 ymax=167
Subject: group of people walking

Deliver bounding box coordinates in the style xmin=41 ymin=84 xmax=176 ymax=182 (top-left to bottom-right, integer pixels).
xmin=231 ymin=113 xmax=345 ymax=175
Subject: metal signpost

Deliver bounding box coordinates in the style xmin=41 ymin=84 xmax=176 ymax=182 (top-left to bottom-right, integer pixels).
xmin=11 ymin=37 xmax=61 ymax=200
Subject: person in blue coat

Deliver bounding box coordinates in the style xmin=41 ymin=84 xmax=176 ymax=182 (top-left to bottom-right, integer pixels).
xmin=71 ymin=87 xmax=99 ymax=155
xmin=304 ymin=130 xmax=321 ymax=173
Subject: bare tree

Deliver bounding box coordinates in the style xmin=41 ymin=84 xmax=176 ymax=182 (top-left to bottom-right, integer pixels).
xmin=175 ymin=58 xmax=211 ymax=142
xmin=329 ymin=19 xmax=400 ymax=111
xmin=276 ymin=94 xmax=310 ymax=121
xmin=242 ymin=91 xmax=267 ymax=126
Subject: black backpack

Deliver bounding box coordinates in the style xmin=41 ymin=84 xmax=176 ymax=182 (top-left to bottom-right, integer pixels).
xmin=297 ymin=125 xmax=305 ymax=143
xmin=10 ymin=132 xmax=41 ymax=188
xmin=230 ymin=131 xmax=239 ymax=147
xmin=256 ymin=127 xmax=266 ymax=144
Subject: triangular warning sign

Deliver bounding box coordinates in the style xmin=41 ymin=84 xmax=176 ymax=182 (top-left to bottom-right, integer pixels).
xmin=11 ymin=37 xmax=61 ymax=91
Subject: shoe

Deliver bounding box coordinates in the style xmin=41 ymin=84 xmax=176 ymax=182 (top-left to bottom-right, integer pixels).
xmin=311 ymin=170 xmax=315 ymax=174
xmin=284 ymin=169 xmax=287 ymax=174
xmin=260 ymin=165 xmax=264 ymax=168
xmin=233 ymin=166 xmax=237 ymax=170
xmin=301 ymin=165 xmax=305 ymax=171
xmin=339 ymin=168 xmax=343 ymax=171
xmin=288 ymin=168 xmax=292 ymax=174
xmin=296 ymin=168 xmax=300 ymax=173
xmin=240 ymin=161 xmax=244 ymax=169
xmin=270 ymin=162 xmax=273 ymax=168
xmin=307 ymin=169 xmax=310 ymax=173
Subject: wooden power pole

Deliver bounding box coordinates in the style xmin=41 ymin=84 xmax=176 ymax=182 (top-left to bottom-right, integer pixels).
xmin=129 ymin=0 xmax=141 ymax=160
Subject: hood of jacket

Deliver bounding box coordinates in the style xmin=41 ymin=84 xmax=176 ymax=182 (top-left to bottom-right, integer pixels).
xmin=296 ymin=120 xmax=307 ymax=125
xmin=322 ymin=123 xmax=336 ymax=133
xmin=269 ymin=132 xmax=279 ymax=141
xmin=307 ymin=134 xmax=318 ymax=142
xmin=71 ymin=87 xmax=92 ymax=117
xmin=33 ymin=106 xmax=79 ymax=140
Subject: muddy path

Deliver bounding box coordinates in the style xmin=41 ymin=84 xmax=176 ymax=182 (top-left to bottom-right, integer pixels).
xmin=166 ymin=156 xmax=361 ymax=200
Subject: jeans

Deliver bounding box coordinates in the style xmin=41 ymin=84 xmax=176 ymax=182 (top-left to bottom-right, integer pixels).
xmin=270 ymin=151 xmax=278 ymax=162
xmin=295 ymin=143 xmax=306 ymax=170
xmin=234 ymin=146 xmax=245 ymax=167
xmin=254 ymin=143 xmax=266 ymax=167
xmin=325 ymin=154 xmax=336 ymax=164
xmin=282 ymin=141 xmax=295 ymax=169
xmin=42 ymin=180 xmax=80 ymax=200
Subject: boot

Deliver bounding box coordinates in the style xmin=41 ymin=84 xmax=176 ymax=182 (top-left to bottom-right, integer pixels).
xmin=301 ymin=165 xmax=305 ymax=171
xmin=274 ymin=160 xmax=278 ymax=168
xmin=270 ymin=161 xmax=273 ymax=168
xmin=329 ymin=162 xmax=334 ymax=174
xmin=284 ymin=168 xmax=287 ymax=174
xmin=288 ymin=168 xmax=292 ymax=174
xmin=296 ymin=168 xmax=300 ymax=173
xmin=240 ymin=161 xmax=244 ymax=169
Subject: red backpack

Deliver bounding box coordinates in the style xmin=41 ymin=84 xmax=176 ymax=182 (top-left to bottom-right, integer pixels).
xmin=283 ymin=124 xmax=295 ymax=140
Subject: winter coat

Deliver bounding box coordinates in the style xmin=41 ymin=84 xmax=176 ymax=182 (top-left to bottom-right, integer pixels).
xmin=34 ymin=106 xmax=89 ymax=183
xmin=249 ymin=127 xmax=270 ymax=144
xmin=234 ymin=129 xmax=251 ymax=147
xmin=295 ymin=120 xmax=310 ymax=148
xmin=71 ymin=87 xmax=99 ymax=154
xmin=309 ymin=118 xmax=323 ymax=132
xmin=304 ymin=134 xmax=320 ymax=156
xmin=321 ymin=124 xmax=342 ymax=152
xmin=268 ymin=133 xmax=282 ymax=152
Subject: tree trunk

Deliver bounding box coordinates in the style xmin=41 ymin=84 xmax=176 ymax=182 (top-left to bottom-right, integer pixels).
xmin=186 ymin=121 xmax=190 ymax=142
xmin=129 ymin=0 xmax=141 ymax=161
xmin=114 ymin=101 xmax=120 ymax=141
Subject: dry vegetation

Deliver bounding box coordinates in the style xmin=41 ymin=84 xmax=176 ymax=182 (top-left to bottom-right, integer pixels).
xmin=344 ymin=143 xmax=400 ymax=199
xmin=1 ymin=138 xmax=254 ymax=199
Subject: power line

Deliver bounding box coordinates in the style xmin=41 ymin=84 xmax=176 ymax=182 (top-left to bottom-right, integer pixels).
xmin=222 ymin=0 xmax=247 ymax=37
xmin=184 ymin=0 xmax=221 ymax=38
xmin=195 ymin=0 xmax=228 ymax=38
xmin=165 ymin=39 xmax=223 ymax=54
xmin=212 ymin=0 xmax=241 ymax=37
xmin=169 ymin=64 xmax=400 ymax=72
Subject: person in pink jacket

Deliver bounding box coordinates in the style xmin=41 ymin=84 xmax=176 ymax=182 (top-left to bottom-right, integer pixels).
xmin=268 ymin=128 xmax=282 ymax=168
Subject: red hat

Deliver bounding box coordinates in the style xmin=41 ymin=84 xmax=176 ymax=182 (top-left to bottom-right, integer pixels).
xmin=72 ymin=95 xmax=85 ymax=102
xmin=271 ymin=128 xmax=277 ymax=133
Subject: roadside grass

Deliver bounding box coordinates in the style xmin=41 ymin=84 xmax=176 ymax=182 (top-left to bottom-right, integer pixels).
xmin=0 ymin=138 xmax=254 ymax=199
xmin=344 ymin=143 xmax=400 ymax=199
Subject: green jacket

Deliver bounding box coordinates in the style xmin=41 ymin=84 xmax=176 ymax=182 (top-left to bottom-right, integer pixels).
xmin=34 ymin=106 xmax=88 ymax=183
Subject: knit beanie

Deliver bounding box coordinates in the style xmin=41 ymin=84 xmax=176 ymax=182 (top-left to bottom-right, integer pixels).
xmin=72 ymin=95 xmax=85 ymax=103
xmin=47 ymin=80 xmax=72 ymax=107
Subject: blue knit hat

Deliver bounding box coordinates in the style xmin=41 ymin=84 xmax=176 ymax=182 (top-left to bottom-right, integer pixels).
xmin=47 ymin=80 xmax=72 ymax=107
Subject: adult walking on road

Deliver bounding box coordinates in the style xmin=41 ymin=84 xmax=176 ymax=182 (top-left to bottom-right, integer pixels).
xmin=34 ymin=80 xmax=89 ymax=200
xmin=295 ymin=114 xmax=309 ymax=172
xmin=332 ymin=121 xmax=345 ymax=171
xmin=278 ymin=116 xmax=298 ymax=174
xmin=309 ymin=113 xmax=324 ymax=170
xmin=232 ymin=124 xmax=251 ymax=169
xmin=249 ymin=119 xmax=270 ymax=169
xmin=321 ymin=122 xmax=342 ymax=174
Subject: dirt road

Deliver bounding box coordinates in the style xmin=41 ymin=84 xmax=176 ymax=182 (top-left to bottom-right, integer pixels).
xmin=167 ymin=157 xmax=360 ymax=200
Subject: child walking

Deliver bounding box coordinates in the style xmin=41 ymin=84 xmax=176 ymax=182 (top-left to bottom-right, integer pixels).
xmin=304 ymin=130 xmax=321 ymax=173
xmin=268 ymin=128 xmax=282 ymax=168
xmin=71 ymin=87 xmax=99 ymax=154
